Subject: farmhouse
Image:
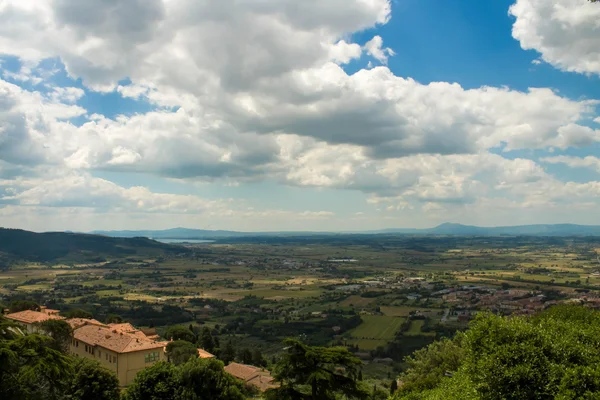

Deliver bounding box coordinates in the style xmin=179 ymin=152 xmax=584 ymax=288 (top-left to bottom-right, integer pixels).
xmin=224 ymin=362 xmax=278 ymax=392
xmin=5 ymin=307 xmax=65 ymax=333
xmin=7 ymin=309 xmax=170 ymax=387
xmin=70 ymin=324 xmax=168 ymax=386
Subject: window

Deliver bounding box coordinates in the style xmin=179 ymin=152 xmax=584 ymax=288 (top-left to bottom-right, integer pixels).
xmin=145 ymin=352 xmax=160 ymax=363
xmin=98 ymin=351 xmax=101 ymax=358
xmin=85 ymin=345 xmax=88 ymax=352
xmin=114 ymin=356 xmax=117 ymax=364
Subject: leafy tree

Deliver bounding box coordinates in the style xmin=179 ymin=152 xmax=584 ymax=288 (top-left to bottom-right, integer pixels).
xmin=69 ymin=358 xmax=120 ymax=400
xmin=220 ymin=341 xmax=236 ymax=365
xmin=252 ymin=348 xmax=267 ymax=367
xmin=0 ymin=314 xmax=20 ymax=340
xmin=105 ymin=314 xmax=123 ymax=324
xmin=167 ymin=340 xmax=198 ymax=366
xmin=178 ymin=357 xmax=245 ymax=400
xmin=390 ymin=379 xmax=398 ymax=395
xmin=63 ymin=308 xmax=93 ymax=319
xmin=8 ymin=300 xmax=40 ymax=313
xmin=36 ymin=319 xmax=72 ymax=353
xmin=123 ymin=361 xmax=179 ymax=400
xmin=199 ymin=326 xmax=215 ymax=353
xmin=266 ymin=338 xmax=370 ymax=400
xmin=0 ymin=334 xmax=74 ymax=400
xmin=165 ymin=325 xmax=196 ymax=343
xmin=238 ymin=348 xmax=253 ymax=365
xmin=396 ymin=336 xmax=464 ymax=394
xmin=394 ymin=305 xmax=600 ymax=400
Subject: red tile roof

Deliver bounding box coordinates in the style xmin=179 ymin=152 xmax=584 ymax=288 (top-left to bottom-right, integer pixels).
xmin=198 ymin=348 xmax=215 ymax=359
xmin=73 ymin=325 xmax=166 ymax=353
xmin=66 ymin=318 xmax=107 ymax=330
xmin=224 ymin=362 xmax=277 ymax=391
xmin=6 ymin=310 xmax=65 ymax=324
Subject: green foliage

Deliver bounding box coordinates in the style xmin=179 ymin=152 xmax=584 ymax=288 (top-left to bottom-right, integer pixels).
xmin=37 ymin=319 xmax=73 ymax=353
xmin=105 ymin=314 xmax=123 ymax=324
xmin=395 ymin=305 xmax=600 ymax=400
xmin=165 ymin=325 xmax=196 ymax=343
xmin=397 ymin=336 xmax=464 ymax=394
xmin=69 ymin=358 xmax=120 ymax=400
xmin=8 ymin=300 xmax=40 ymax=313
xmin=220 ymin=341 xmax=236 ymax=364
xmin=266 ymin=338 xmax=370 ymax=400
xmin=63 ymin=308 xmax=93 ymax=319
xmin=167 ymin=340 xmax=198 ymax=366
xmin=0 ymin=334 xmax=74 ymax=400
xmin=199 ymin=326 xmax=216 ymax=353
xmin=123 ymin=361 xmax=180 ymax=400
xmin=178 ymin=358 xmax=245 ymax=400
xmin=124 ymin=358 xmax=245 ymax=400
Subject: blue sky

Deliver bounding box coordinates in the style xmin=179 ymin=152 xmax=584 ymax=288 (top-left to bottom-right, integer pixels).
xmin=0 ymin=0 xmax=599 ymax=232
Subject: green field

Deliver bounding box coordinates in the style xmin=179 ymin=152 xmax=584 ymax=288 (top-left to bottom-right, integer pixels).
xmin=346 ymin=316 xmax=405 ymax=350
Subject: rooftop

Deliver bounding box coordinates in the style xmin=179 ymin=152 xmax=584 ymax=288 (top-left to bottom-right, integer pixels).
xmin=73 ymin=324 xmax=166 ymax=353
xmin=66 ymin=318 xmax=107 ymax=330
xmin=198 ymin=348 xmax=216 ymax=359
xmin=224 ymin=362 xmax=278 ymax=391
xmin=6 ymin=310 xmax=65 ymax=324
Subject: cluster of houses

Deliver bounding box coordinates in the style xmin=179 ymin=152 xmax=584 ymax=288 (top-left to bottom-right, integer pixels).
xmin=4 ymin=307 xmax=276 ymax=390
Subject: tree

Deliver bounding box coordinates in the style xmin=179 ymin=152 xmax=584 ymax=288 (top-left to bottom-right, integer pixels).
xmin=166 ymin=340 xmax=198 ymax=366
xmin=178 ymin=358 xmax=245 ymax=400
xmin=0 ymin=334 xmax=74 ymax=400
xmin=123 ymin=361 xmax=179 ymax=400
xmin=390 ymin=380 xmax=398 ymax=395
xmin=69 ymin=358 xmax=120 ymax=400
xmin=165 ymin=326 xmax=196 ymax=343
xmin=266 ymin=339 xmax=370 ymax=400
xmin=199 ymin=326 xmax=215 ymax=353
xmin=394 ymin=305 xmax=600 ymax=400
xmin=220 ymin=341 xmax=236 ymax=365
xmin=36 ymin=319 xmax=72 ymax=353
xmin=396 ymin=336 xmax=464 ymax=394
xmin=63 ymin=308 xmax=93 ymax=319
xmin=105 ymin=314 xmax=123 ymax=324
xmin=8 ymin=300 xmax=40 ymax=313
xmin=238 ymin=348 xmax=253 ymax=365
xmin=251 ymin=348 xmax=267 ymax=367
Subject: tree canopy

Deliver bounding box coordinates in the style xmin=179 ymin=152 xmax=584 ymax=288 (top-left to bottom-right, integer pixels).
xmin=165 ymin=325 xmax=196 ymax=343
xmin=8 ymin=300 xmax=40 ymax=313
xmin=394 ymin=305 xmax=600 ymax=400
xmin=36 ymin=319 xmax=73 ymax=353
xmin=166 ymin=340 xmax=198 ymax=366
xmin=123 ymin=358 xmax=246 ymax=400
xmin=266 ymin=338 xmax=370 ymax=400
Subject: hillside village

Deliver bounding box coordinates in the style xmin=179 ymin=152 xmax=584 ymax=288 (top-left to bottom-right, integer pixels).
xmin=4 ymin=306 xmax=274 ymax=390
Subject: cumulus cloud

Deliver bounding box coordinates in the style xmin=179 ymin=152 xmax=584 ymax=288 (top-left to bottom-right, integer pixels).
xmin=363 ymin=36 xmax=395 ymax=64
xmin=0 ymin=0 xmax=599 ymax=230
xmin=510 ymin=0 xmax=600 ymax=75
xmin=542 ymin=155 xmax=600 ymax=172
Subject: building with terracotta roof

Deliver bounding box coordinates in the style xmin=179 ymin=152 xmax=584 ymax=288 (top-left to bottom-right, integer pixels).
xmin=70 ymin=324 xmax=167 ymax=386
xmin=5 ymin=309 xmax=66 ymax=333
xmin=198 ymin=348 xmax=216 ymax=359
xmin=224 ymin=362 xmax=278 ymax=392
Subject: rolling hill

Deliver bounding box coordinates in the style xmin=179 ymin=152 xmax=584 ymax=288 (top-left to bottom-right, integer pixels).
xmin=0 ymin=228 xmax=188 ymax=264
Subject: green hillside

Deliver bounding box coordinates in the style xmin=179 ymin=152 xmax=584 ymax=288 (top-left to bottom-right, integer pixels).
xmin=0 ymin=228 xmax=187 ymax=264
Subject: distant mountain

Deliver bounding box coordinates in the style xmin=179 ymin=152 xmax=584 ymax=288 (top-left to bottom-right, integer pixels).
xmin=92 ymin=223 xmax=600 ymax=239
xmin=0 ymin=228 xmax=187 ymax=264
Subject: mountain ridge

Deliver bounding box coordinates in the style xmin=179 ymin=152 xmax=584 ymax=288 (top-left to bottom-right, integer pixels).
xmin=91 ymin=223 xmax=600 ymax=238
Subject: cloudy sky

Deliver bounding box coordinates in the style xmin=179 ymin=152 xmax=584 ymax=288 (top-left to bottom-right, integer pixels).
xmin=1 ymin=0 xmax=600 ymax=232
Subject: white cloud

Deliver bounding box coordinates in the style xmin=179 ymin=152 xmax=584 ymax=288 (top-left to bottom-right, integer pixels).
xmin=363 ymin=35 xmax=395 ymax=64
xmin=510 ymin=0 xmax=600 ymax=75
xmin=0 ymin=0 xmax=599 ymax=230
xmin=542 ymin=155 xmax=600 ymax=172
